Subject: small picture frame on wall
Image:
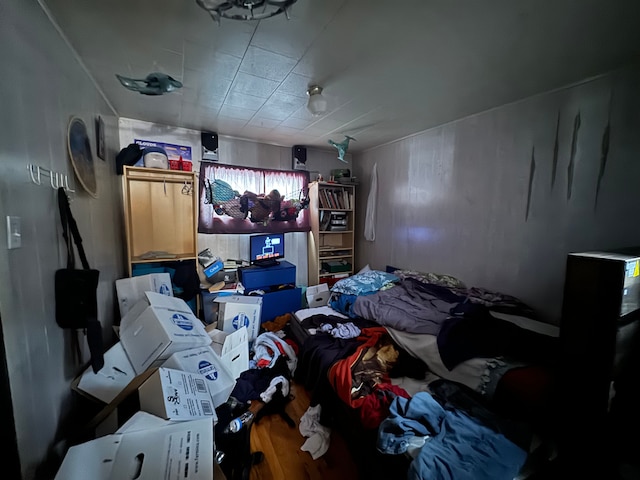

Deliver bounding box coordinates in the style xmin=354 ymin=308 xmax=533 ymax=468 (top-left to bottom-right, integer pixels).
xmin=95 ymin=116 xmax=106 ymax=161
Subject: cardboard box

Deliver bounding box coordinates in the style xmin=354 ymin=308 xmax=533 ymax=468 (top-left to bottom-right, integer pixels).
xmin=75 ymin=342 xmax=136 ymax=404
xmin=214 ymin=295 xmax=262 ymax=341
xmin=54 ymin=413 xmax=214 ymax=480
xmin=115 ymin=273 xmax=172 ymax=317
xmin=120 ymin=292 xmax=211 ymax=374
xmin=138 ymin=367 xmax=218 ymax=422
xmin=203 ymin=259 xmax=224 ymax=279
xmin=306 ymin=283 xmax=330 ymax=308
xmin=162 ymin=346 xmax=235 ymax=408
xmin=201 ymin=289 xmax=237 ymax=325
xmin=208 ymin=326 xmax=249 ymax=380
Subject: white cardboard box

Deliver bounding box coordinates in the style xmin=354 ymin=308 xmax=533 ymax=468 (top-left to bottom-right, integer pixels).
xmin=208 ymin=326 xmax=249 ymax=380
xmin=120 ymin=292 xmax=211 ymax=374
xmin=138 ymin=367 xmax=218 ymax=422
xmin=214 ymin=295 xmax=262 ymax=341
xmin=54 ymin=413 xmax=214 ymax=480
xmin=75 ymin=342 xmax=136 ymax=404
xmin=306 ymin=283 xmax=330 ymax=308
xmin=162 ymin=346 xmax=235 ymax=408
xmin=116 ymin=273 xmax=172 ymax=317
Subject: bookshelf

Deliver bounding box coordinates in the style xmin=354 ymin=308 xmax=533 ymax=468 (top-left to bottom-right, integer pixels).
xmin=307 ymin=181 xmax=355 ymax=286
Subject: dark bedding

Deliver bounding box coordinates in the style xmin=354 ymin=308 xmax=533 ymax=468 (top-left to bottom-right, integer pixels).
xmin=352 ymin=279 xmax=467 ymax=334
xmin=436 ymin=311 xmax=560 ymax=370
xmin=286 ymin=268 xmax=559 ymax=480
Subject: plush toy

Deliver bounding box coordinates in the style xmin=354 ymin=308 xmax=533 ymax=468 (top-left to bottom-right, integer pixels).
xmin=328 ymin=135 xmax=356 ymax=163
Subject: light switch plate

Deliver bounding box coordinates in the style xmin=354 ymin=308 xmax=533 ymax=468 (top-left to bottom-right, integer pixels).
xmin=7 ymin=216 xmax=21 ymax=249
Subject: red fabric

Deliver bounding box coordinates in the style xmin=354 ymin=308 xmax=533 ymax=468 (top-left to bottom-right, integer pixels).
xmin=359 ymin=383 xmax=411 ymax=430
xmin=285 ymin=338 xmax=299 ymax=355
xmin=328 ymin=327 xmax=388 ymax=409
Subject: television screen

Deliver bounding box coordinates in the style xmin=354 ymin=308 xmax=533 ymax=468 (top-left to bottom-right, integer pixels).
xmin=249 ymin=233 xmax=284 ymax=266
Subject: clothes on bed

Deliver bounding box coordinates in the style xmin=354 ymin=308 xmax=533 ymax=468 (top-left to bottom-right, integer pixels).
xmin=359 ymin=383 xmax=411 ymax=430
xmin=436 ymin=312 xmax=560 ymax=371
xmin=301 ymin=311 xmax=380 ymax=330
xmin=428 ymin=379 xmax=532 ymax=451
xmin=351 ymin=278 xmax=467 ymax=335
xmin=377 ymin=392 xmax=528 ymax=480
xmin=392 ymin=269 xmax=466 ymax=289
xmin=386 ymin=326 xmax=515 ymax=397
xmin=452 ymin=286 xmax=538 ymax=319
xmin=328 ymin=292 xmax=360 ymax=318
xmin=319 ymin=322 xmax=361 ymax=339
xmin=328 ymin=327 xmax=396 ymax=408
xmin=294 ymin=332 xmax=362 ymax=409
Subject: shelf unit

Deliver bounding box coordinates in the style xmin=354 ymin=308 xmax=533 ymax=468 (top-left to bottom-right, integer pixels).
xmin=122 ymin=166 xmax=198 ymax=276
xmin=307 ymin=181 xmax=355 ymax=286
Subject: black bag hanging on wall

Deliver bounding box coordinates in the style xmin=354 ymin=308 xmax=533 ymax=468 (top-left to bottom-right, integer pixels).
xmin=54 ymin=187 xmax=104 ymax=373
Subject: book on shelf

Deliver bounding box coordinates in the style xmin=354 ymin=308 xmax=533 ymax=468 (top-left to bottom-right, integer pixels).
xmin=331 ymin=272 xmax=350 ymax=279
xmin=320 ymin=211 xmax=332 ymax=231
xmin=322 ymin=189 xmax=334 ymax=209
xmin=318 ymin=190 xmax=328 ymax=209
xmin=333 ymin=189 xmax=345 ymax=209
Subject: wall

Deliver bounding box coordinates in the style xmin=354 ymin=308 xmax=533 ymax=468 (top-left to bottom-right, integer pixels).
xmin=0 ymin=1 xmax=124 ymax=478
xmin=119 ymin=118 xmax=352 ymax=286
xmin=353 ymin=64 xmax=640 ymax=324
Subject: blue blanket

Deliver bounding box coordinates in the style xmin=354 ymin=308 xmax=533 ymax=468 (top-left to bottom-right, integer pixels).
xmin=378 ymin=392 xmax=527 ymax=480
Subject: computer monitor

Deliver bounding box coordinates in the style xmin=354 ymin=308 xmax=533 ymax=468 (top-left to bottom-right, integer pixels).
xmin=249 ymin=233 xmax=284 ymax=267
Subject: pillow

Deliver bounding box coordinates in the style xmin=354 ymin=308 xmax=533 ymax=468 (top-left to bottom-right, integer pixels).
xmin=331 ymin=270 xmax=399 ymax=296
xmin=393 ymin=269 xmax=466 ymax=289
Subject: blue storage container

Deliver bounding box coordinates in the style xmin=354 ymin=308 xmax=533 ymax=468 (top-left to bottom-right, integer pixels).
xmin=259 ymin=287 xmax=302 ymax=324
xmin=238 ymin=260 xmax=296 ymax=291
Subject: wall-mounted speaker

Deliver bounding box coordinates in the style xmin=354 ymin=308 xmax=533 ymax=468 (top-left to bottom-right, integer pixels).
xmin=202 ymin=131 xmax=218 ymax=161
xmin=292 ymin=145 xmax=307 ymax=170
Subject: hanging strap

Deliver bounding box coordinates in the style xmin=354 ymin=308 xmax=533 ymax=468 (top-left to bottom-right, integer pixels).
xmin=57 ymin=187 xmax=92 ymax=366
xmin=58 ymin=187 xmax=90 ymax=270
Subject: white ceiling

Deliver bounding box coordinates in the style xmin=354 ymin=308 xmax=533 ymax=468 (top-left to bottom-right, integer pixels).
xmin=43 ymin=0 xmax=640 ymax=152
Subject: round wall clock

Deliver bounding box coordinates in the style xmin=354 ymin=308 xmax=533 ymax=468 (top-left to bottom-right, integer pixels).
xmin=68 ymin=117 xmax=97 ymax=198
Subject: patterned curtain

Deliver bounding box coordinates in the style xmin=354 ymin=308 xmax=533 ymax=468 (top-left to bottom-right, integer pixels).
xmin=198 ymin=163 xmax=310 ymax=234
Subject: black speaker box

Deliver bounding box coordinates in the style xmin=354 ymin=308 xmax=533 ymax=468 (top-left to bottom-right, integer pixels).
xmin=292 ymin=145 xmax=307 ymax=169
xmin=202 ymin=132 xmax=218 ymax=151
xmin=202 ymin=132 xmax=218 ymax=161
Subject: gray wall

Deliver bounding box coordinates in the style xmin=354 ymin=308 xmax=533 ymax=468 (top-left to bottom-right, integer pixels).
xmin=0 ymin=1 xmax=124 ymax=478
xmin=353 ymin=64 xmax=640 ymax=324
xmin=119 ymin=118 xmax=352 ymax=286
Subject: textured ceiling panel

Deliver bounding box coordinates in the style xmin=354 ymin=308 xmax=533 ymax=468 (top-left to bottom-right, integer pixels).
xmin=43 ymin=0 xmax=640 ymax=151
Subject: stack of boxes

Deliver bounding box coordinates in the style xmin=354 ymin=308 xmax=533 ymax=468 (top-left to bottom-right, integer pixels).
xmin=65 ymin=273 xmax=249 ymax=478
xmin=64 ymin=260 xmax=303 ymax=478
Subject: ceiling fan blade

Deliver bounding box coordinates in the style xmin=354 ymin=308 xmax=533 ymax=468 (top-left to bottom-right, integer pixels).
xmin=115 ymin=74 xmax=146 ymax=91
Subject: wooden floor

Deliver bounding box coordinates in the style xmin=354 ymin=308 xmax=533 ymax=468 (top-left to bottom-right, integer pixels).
xmin=249 ymin=381 xmax=360 ymax=480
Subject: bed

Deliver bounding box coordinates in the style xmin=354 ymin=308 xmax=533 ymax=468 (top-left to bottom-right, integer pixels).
xmin=281 ymin=267 xmax=560 ymax=479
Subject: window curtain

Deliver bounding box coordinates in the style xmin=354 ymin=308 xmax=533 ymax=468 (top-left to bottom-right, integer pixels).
xmin=198 ymin=163 xmax=310 ymax=234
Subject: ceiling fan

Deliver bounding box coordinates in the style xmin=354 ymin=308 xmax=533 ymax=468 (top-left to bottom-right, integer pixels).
xmin=115 ymin=72 xmax=183 ymax=96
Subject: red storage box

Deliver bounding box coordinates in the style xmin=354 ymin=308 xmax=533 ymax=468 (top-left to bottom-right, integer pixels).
xmin=168 ymin=159 xmax=192 ymax=171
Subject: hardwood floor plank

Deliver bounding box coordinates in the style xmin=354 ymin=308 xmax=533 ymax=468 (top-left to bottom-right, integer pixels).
xmin=249 ymin=381 xmax=360 ymax=480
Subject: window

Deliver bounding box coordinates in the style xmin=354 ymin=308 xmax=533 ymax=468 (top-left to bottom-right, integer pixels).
xmin=198 ymin=163 xmax=310 ymax=234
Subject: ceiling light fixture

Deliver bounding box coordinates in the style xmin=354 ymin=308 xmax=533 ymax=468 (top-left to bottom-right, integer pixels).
xmin=306 ymin=85 xmax=328 ymax=117
xmin=196 ymin=0 xmax=298 ymax=23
